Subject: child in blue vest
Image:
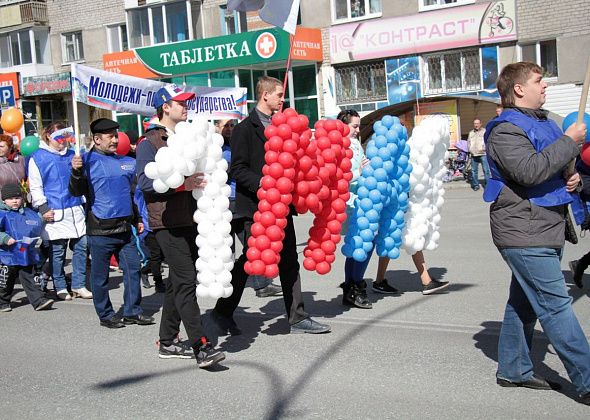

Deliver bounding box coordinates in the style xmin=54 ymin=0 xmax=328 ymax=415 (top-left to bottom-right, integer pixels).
xmin=0 ymin=183 xmax=54 ymax=311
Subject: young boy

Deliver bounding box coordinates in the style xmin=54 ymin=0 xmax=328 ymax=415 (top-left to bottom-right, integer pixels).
xmin=0 ymin=183 xmax=53 ymax=312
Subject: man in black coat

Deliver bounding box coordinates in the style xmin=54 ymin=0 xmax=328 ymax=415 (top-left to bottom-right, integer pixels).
xmin=211 ymin=76 xmax=330 ymax=335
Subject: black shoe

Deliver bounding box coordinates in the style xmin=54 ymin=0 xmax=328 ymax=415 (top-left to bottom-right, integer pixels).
xmin=372 ymin=280 xmax=399 ymax=294
xmin=123 ymin=314 xmax=156 ymax=325
xmin=341 ymin=282 xmax=372 ymax=309
xmin=159 ymin=338 xmax=195 ymax=359
xmin=154 ymin=279 xmax=166 ymax=293
xmin=568 ymin=260 xmax=584 ymax=289
xmin=35 ymin=299 xmax=54 ymax=311
xmin=100 ymin=316 xmax=125 ymax=329
xmin=290 ymin=317 xmax=331 ymax=334
xmin=422 ymin=279 xmax=449 ymax=295
xmin=141 ymin=273 xmax=151 ymax=289
xmin=0 ymin=303 xmax=11 ymax=312
xmin=580 ymin=392 xmax=590 ymax=405
xmin=210 ymin=310 xmax=242 ymax=336
xmin=255 ymin=283 xmax=283 ymax=297
xmin=195 ymin=342 xmax=225 ymax=369
xmin=497 ymin=373 xmax=560 ymax=390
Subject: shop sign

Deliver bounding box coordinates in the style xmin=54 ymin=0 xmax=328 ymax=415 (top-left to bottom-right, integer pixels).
xmin=107 ymin=27 xmax=322 ymax=78
xmin=330 ymin=0 xmax=516 ymax=64
xmin=415 ymin=100 xmax=460 ymax=148
xmin=0 ymin=72 xmax=20 ymax=99
xmin=22 ymin=72 xmax=71 ymax=96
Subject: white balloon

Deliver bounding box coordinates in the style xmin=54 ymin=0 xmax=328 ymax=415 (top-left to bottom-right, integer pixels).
xmin=198 ymin=270 xmax=215 ymax=286
xmin=173 ymin=158 xmax=188 ymax=175
xmin=153 ymin=178 xmax=169 ymax=193
xmin=167 ymin=135 xmax=185 ymax=153
xmin=213 ymin=195 xmax=230 ymax=211
xmin=144 ymin=162 xmax=159 ymax=179
xmin=184 ymin=142 xmax=202 ymax=160
xmin=157 ymin=160 xmax=174 ymax=177
xmin=208 ymin=231 xmax=224 ymax=248
xmin=208 ymin=282 xmax=224 ymax=299
xmin=197 ymin=222 xmax=213 ymax=236
xmin=204 ymin=182 xmax=221 ymax=197
xmin=165 ymin=172 xmax=184 ymax=189
xmin=205 ymin=157 xmax=217 ymax=172
xmin=155 ymin=147 xmax=173 ymax=163
xmin=215 ymin=220 xmax=232 ymax=236
xmin=195 ymin=234 xmax=206 ymax=248
xmin=207 ymin=207 xmax=222 ymax=223
xmin=175 ymin=121 xmax=192 ymax=137
xmin=221 ymin=185 xmax=232 ymax=197
xmin=223 ymin=236 xmax=234 ymax=248
xmin=216 ymin=245 xmax=233 ymax=261
xmin=222 ymin=286 xmax=233 ymax=298
xmin=192 ymin=116 xmax=210 ymax=134
xmin=224 ymin=261 xmax=234 ymax=271
xmin=216 ymin=159 xmax=229 ymax=172
xmin=209 ymin=257 xmax=224 ymax=274
xmin=197 ymin=196 xmax=213 ymax=211
xmin=212 ymin=170 xmax=228 ymax=185
xmin=222 ymin=209 xmax=233 ymax=222
xmin=195 ymin=257 xmax=206 ymax=271
xmin=192 ymin=188 xmax=204 ymax=201
xmin=196 ymin=284 xmax=209 ymax=298
xmin=216 ymin=270 xmax=232 ymax=286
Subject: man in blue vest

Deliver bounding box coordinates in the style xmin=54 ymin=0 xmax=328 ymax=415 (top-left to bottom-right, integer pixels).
xmin=485 ymin=62 xmax=590 ymax=405
xmin=69 ymin=118 xmax=155 ymax=329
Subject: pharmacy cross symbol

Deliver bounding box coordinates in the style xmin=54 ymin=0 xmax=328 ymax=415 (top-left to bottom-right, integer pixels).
xmin=256 ymin=32 xmax=277 ymax=59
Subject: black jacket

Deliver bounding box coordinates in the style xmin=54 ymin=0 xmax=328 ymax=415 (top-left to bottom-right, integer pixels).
xmin=69 ymin=149 xmax=140 ymax=236
xmin=230 ymin=108 xmax=267 ymax=219
xmin=486 ymin=107 xmax=579 ymax=248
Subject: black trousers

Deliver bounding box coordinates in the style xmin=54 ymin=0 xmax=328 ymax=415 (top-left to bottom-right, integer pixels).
xmin=215 ymin=215 xmax=308 ymax=325
xmin=0 ymin=264 xmax=45 ymax=308
xmin=144 ymin=231 xmax=164 ymax=281
xmin=154 ymin=227 xmax=205 ymax=348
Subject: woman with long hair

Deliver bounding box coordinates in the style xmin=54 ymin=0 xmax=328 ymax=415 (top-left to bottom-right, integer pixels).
xmin=0 ymin=134 xmax=25 ymax=194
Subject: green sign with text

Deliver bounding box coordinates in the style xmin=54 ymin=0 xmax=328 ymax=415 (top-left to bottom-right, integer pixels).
xmin=135 ymin=28 xmax=290 ymax=76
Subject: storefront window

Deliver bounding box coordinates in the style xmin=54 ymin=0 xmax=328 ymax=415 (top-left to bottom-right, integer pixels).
xmin=295 ymin=98 xmax=318 ymax=126
xmin=152 ymin=7 xmax=165 ymax=44
xmin=166 ymin=1 xmax=189 ymax=42
xmin=293 ymin=66 xmax=316 ymax=97
xmin=238 ymin=69 xmax=253 ymax=100
xmin=520 ymin=40 xmax=558 ymax=78
xmin=185 ymin=73 xmax=209 ymax=87
xmin=160 ymin=77 xmax=185 ymax=85
xmin=128 ymin=8 xmax=150 ymax=48
xmin=210 ymin=70 xmax=236 ymax=87
xmin=423 ymin=48 xmax=481 ymax=94
xmin=335 ymin=61 xmax=387 ymax=104
xmin=127 ymin=1 xmax=190 ymax=48
xmin=332 ymin=0 xmax=381 ymax=22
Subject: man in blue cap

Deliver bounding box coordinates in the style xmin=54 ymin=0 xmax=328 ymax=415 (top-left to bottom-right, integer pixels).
xmin=69 ymin=118 xmax=155 ymax=329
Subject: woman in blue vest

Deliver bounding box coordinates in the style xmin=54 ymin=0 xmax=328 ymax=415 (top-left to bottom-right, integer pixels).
xmin=28 ymin=121 xmax=90 ymax=301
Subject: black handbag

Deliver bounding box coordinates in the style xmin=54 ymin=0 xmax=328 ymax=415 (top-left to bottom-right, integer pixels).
xmin=565 ymin=207 xmax=578 ymax=244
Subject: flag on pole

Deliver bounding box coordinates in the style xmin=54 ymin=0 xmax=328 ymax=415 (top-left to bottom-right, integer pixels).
xmin=228 ymin=0 xmax=300 ymax=35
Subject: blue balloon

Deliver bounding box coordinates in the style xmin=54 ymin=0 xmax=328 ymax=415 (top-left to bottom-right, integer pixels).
xmin=357 ymin=217 xmax=370 ymax=230
xmin=394 ymin=124 xmax=405 ymax=138
xmin=386 ymin=130 xmax=399 ymax=143
xmin=387 ymin=143 xmax=399 ymax=156
xmin=365 ymin=209 xmax=380 ymax=223
xmin=369 ymin=189 xmax=381 ymax=203
xmin=391 ymin=229 xmax=402 ymax=241
xmin=342 ymin=243 xmax=353 ymax=256
xmin=395 ymin=166 xmax=404 ymax=179
xmin=563 ymin=111 xmax=590 ymax=141
xmin=398 ymin=192 xmax=408 ymax=203
xmin=382 ymin=160 xmax=395 ymax=174
xmin=381 ymin=115 xmax=394 ymax=128
xmin=357 ymin=186 xmax=369 ymax=199
xmin=352 ymin=236 xmax=363 ymax=248
xmin=387 ymin=219 xmax=398 ymax=231
xmin=360 ymin=198 xmax=373 ymax=211
xmin=362 ymin=241 xmax=374 ymax=252
xmin=370 ymin=156 xmax=384 ymax=168
xmin=388 ymin=248 xmax=401 ymax=259
xmin=364 ymin=176 xmax=377 ymax=190
xmin=374 ymin=124 xmax=387 ymax=137
xmin=373 ymin=120 xmax=383 ymax=132
xmin=403 ymin=144 xmax=410 ymax=155
xmin=357 ymin=208 xmax=365 ymax=217
xmin=361 ymin=165 xmax=374 ymax=177
xmin=398 ymin=173 xmax=410 ymax=185
xmin=373 ymin=202 xmax=384 ymax=212
xmin=360 ymin=228 xmax=374 ymax=242
xmin=394 ymin=210 xmax=405 ymax=223
xmin=405 ymin=163 xmax=413 ymax=174
xmin=391 ymin=116 xmax=400 ymax=125
xmin=378 ymin=148 xmax=391 ymax=161
xmin=352 ymin=248 xmax=367 ymax=262
xmin=377 ymin=182 xmax=388 ymax=195
xmin=366 ymin=145 xmax=379 ymax=159
xmin=375 ymin=135 xmax=388 ymax=149
xmin=397 ymin=155 xmax=409 ymax=168
xmin=369 ymin=222 xmax=380 ymax=231
xmin=374 ymin=168 xmax=388 ymax=182
xmin=383 ymin=237 xmax=395 ymax=250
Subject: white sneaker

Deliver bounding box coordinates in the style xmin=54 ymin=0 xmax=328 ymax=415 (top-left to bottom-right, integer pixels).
xmin=72 ymin=287 xmax=93 ymax=299
xmin=56 ymin=290 xmax=72 ymax=301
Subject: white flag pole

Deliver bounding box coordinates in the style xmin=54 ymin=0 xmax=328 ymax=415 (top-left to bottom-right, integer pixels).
xmin=70 ymin=64 xmax=81 ymax=155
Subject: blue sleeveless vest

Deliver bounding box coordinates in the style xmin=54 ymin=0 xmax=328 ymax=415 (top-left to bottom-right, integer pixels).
xmin=84 ymin=151 xmax=135 ymax=219
xmin=31 ymin=148 xmax=83 ymax=210
xmin=0 ymin=208 xmax=42 ymax=266
xmin=222 ymin=143 xmax=236 ymax=200
xmin=483 ymin=109 xmax=572 ymax=207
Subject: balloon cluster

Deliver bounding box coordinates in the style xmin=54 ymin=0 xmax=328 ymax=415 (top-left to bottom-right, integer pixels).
xmin=299 ymin=119 xmax=353 ymax=275
xmin=244 ymin=108 xmax=312 ymax=278
xmin=402 ymin=116 xmax=450 ymax=254
xmin=144 ymin=117 xmax=233 ymax=299
xmin=562 ymin=111 xmax=590 ymax=165
xmin=0 ymin=108 xmax=24 ymax=133
xmin=342 ymin=115 xmax=412 ymax=262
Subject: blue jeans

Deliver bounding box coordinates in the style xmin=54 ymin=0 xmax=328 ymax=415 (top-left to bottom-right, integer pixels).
xmin=498 ymin=247 xmax=590 ymax=394
xmin=50 ymin=236 xmax=87 ymax=291
xmin=87 ymin=232 xmax=142 ymax=321
xmin=471 ymin=155 xmax=490 ymax=189
xmin=344 ymin=244 xmax=375 ymax=286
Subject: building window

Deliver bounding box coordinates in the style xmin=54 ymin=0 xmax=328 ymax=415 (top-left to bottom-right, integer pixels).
xmin=332 ymin=0 xmax=381 ymax=23
xmin=127 ymin=1 xmax=189 ymax=48
xmin=219 ymin=5 xmax=247 ymax=35
xmin=0 ymin=29 xmax=49 ymax=67
xmin=419 ymin=0 xmax=475 ymax=12
xmin=423 ymin=49 xmax=481 ymax=95
xmin=335 ymin=61 xmax=387 ymax=104
xmin=519 ymin=40 xmax=558 ymax=78
xmin=106 ymin=24 xmax=128 ymax=53
xmin=62 ymin=31 xmax=84 ymax=63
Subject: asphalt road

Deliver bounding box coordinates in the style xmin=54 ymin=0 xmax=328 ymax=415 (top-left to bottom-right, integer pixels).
xmin=1 ymin=185 xmax=589 ymax=419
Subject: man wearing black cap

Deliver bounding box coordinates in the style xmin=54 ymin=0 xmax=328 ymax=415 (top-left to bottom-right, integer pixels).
xmin=69 ymin=118 xmax=155 ymax=329
xmin=136 ymin=85 xmax=225 ymax=368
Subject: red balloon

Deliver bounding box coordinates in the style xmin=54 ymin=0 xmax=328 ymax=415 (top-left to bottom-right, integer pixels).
xmin=256 ymin=189 xmax=266 ymax=201
xmin=304 ymin=248 xmax=313 ymax=257
xmin=255 ymin=235 xmax=271 ymax=250
xmin=247 ymin=236 xmax=257 ymax=248
xmin=116 ymin=132 xmax=131 ymax=156
xmin=264 ymin=125 xmax=278 ymax=139
xmin=337 ymin=179 xmax=349 ymax=193
xmin=336 ymin=120 xmax=346 ymax=134
xmin=251 ymin=222 xmax=266 ymax=237
xmin=280 ymin=193 xmax=291 ymax=205
xmin=343 ymin=172 xmax=353 ymax=181
xmin=259 ymin=199 xmax=272 ymax=212
xmin=283 ymin=108 xmax=298 ymax=118
xmin=270 ymin=240 xmax=283 ymax=253
xmin=331 ymin=233 xmax=341 ymax=243
xmin=345 ymin=149 xmax=353 ymax=159
xmin=298 ymin=156 xmax=313 ymax=172
xmin=318 ymin=167 xmax=330 ymax=183
xmin=283 ymin=168 xmax=296 ymax=179
xmin=251 ymin=260 xmax=266 ymax=276
xmin=342 ymin=137 xmax=351 ymax=148
xmin=327 ymin=220 xmax=341 ymax=234
xmin=266 ymin=225 xmax=283 ymax=241
xmin=314 ymin=128 xmax=328 ymax=139
xmin=267 ymin=136 xmax=284 ymax=153
xmin=246 ymin=247 xmax=261 ymax=261
xmin=306 ymin=140 xmax=318 ymax=155
xmin=277 ymin=123 xmax=292 ymax=140
xmin=265 ymin=264 xmax=279 ymax=278
xmin=244 ymin=261 xmax=252 ymax=274
xmin=283 ymin=139 xmax=298 ymax=154
xmin=298 ymin=114 xmax=309 ymax=130
xmin=272 ymin=202 xmax=289 ymax=218
xmin=291 ymin=132 xmax=300 ymax=143
xmin=332 ymin=198 xmax=346 ymax=213
xmin=322 ymin=148 xmax=336 ymax=163
xmin=305 ymin=194 xmax=319 ymax=209
xmin=582 ymin=143 xmax=590 ymax=166
xmin=340 ymin=192 xmax=351 ymax=201
xmin=262 ymin=165 xmax=270 ymax=176
xmin=261 ymin=249 xmax=277 ymax=265
xmin=272 ymin=112 xmax=287 ymax=126
xmin=340 ymin=158 xmax=352 ymax=172
xmin=278 ymin=152 xmax=295 ymax=168
xmin=328 ymin=130 xmax=342 ymax=144
xmin=276 ymin=218 xmax=288 ymax=229
xmin=324 ymin=120 xmax=337 ymax=132
xmin=287 ymin=116 xmax=302 ymax=133
xmin=261 ymin=175 xmax=276 ymax=190
xmin=295 ymin=182 xmax=310 ymax=196
xmin=260 ymin=211 xmax=277 ymax=227
xmin=316 ymin=261 xmax=331 ymax=274
xmin=336 ymin=213 xmax=347 ymax=223
xmin=269 ymin=163 xmax=284 ymax=179
xmin=276 ymin=177 xmax=293 ymax=194
xmin=303 ymin=258 xmax=316 ymax=271
xmin=325 ymin=254 xmax=336 ymax=263
xmin=326 ymin=163 xmax=337 ymax=177
xmin=318 ymin=186 xmax=330 ymax=200
xmin=308 ymin=179 xmax=321 ymax=193
xmin=316 ymin=136 xmax=331 ymax=150
xmin=299 ymin=135 xmax=310 ymax=150
xmin=265 ymin=150 xmax=279 ymax=164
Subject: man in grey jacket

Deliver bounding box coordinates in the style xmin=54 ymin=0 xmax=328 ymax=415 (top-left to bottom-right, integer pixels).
xmin=485 ymin=62 xmax=590 ymax=405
